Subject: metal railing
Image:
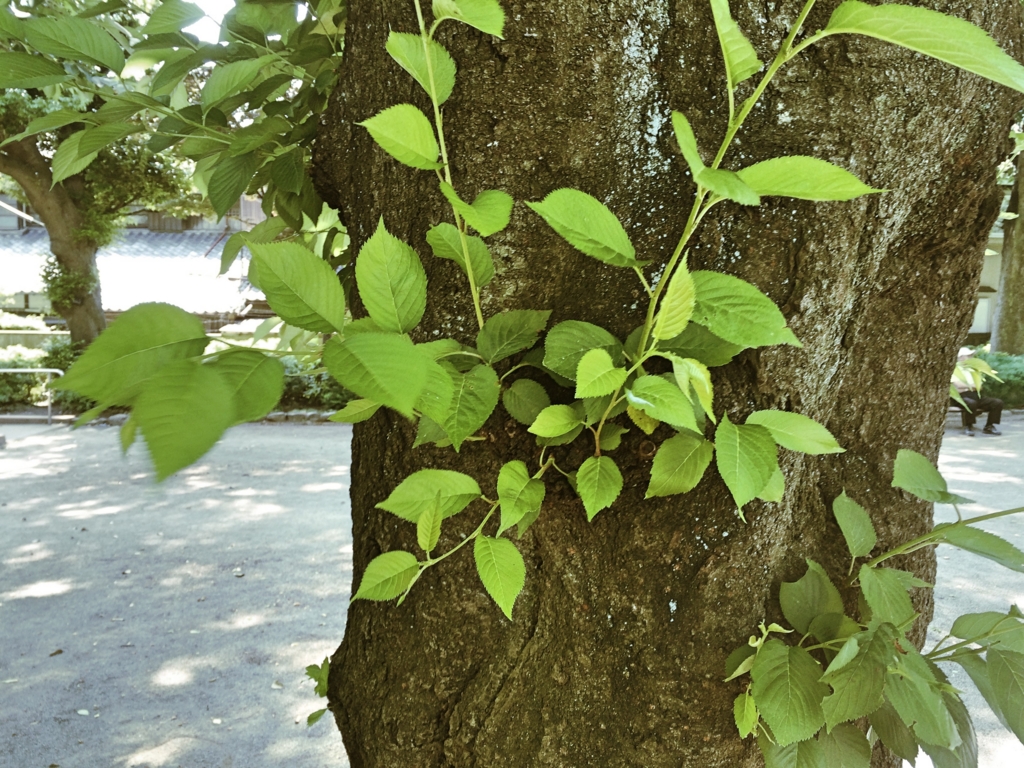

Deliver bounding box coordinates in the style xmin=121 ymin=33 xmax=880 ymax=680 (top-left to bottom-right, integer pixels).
xmin=0 ymin=368 xmax=65 ymax=424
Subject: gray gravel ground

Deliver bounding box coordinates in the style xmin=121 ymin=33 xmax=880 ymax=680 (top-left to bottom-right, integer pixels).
xmin=0 ymin=422 xmax=352 ymax=768
xmin=1 ymin=415 xmax=1022 ymax=768
xmin=919 ymin=413 xmax=1024 ymax=768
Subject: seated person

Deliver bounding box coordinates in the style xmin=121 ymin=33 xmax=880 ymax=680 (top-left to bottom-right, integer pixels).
xmin=950 ymin=348 xmax=1003 ymax=436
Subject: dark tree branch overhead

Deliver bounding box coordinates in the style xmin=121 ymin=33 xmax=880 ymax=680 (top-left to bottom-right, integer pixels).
xmin=314 ymin=1 xmax=1023 ymax=766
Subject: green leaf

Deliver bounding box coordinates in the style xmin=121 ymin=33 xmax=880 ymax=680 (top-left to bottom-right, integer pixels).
xmin=738 ymin=156 xmax=882 ymax=201
xmin=54 ymin=303 xmax=207 ymax=405
xmin=692 ymin=271 xmax=801 ymax=349
xmin=950 ymin=610 xmax=1024 ymax=647
xmin=575 ymin=348 xmax=627 ymax=399
xmin=832 ymin=491 xmax=877 ymax=559
xmin=746 ymin=410 xmax=844 ymax=455
xmin=868 ymin=701 xmax=920 ymax=762
xmin=758 ymin=467 xmax=785 ymax=502
xmin=920 ymin=662 xmax=978 ymax=768
xmin=119 ymin=412 xmax=137 ymax=454
xmin=750 ymin=639 xmax=828 ymax=746
xmin=425 ymin=223 xmax=494 ymax=286
xmin=892 ymin=449 xmax=973 ymax=505
xmin=358 ymin=104 xmax=442 ymax=170
xmin=526 ymin=188 xmax=639 ymax=267
xmin=51 ymin=133 xmax=99 ymax=185
xmin=710 ymin=0 xmax=762 ymax=88
xmin=653 ymin=259 xmax=697 ymax=341
xmin=758 ymin=735 xmax=826 ymax=768
xmin=477 ymin=310 xmax=551 ymax=363
xmin=954 ymin=654 xmax=1012 ymax=732
xmin=206 ymin=350 xmax=284 ymax=425
xmin=271 ymin=148 xmax=306 ymax=195
xmin=664 ymin=355 xmax=715 ymax=421
xmin=329 ymin=399 xmax=381 ymax=424
xmin=818 ymin=724 xmax=871 ymax=768
xmin=474 ymin=536 xmax=525 ymax=619
xmin=201 ymin=57 xmax=273 ymax=112
xmin=657 ymin=323 xmax=743 ymax=368
xmin=646 ymin=432 xmax=714 ymax=498
xmin=887 ymin=647 xmax=960 ymax=750
xmin=377 ymin=469 xmax=481 ymax=523
xmin=75 ymin=124 xmax=140 ymax=158
xmin=497 ymin=460 xmax=545 ymax=535
xmin=143 ymin=0 xmax=205 ymax=35
xmin=697 ymin=167 xmax=760 ymax=206
xmin=858 ymin=565 xmax=916 ymax=628
xmin=936 ymin=525 xmax=1024 ymax=573
xmin=544 ymin=321 xmax=623 ymax=381
xmin=824 ymin=0 xmax=1024 ymax=94
xmin=726 ymin=644 xmax=757 ymax=681
xmin=528 ymin=404 xmax=583 ymax=438
xmin=416 ymin=358 xmax=455 ymax=426
xmin=734 ymin=691 xmax=758 ymax=739
xmin=134 ymin=359 xmax=233 ymax=480
xmin=353 ymin=550 xmax=420 ymax=601
xmin=417 ymin=493 xmax=443 ymax=554
xmin=820 ymin=624 xmax=897 ymax=730
xmin=355 ymin=219 xmax=427 ymax=334
xmin=443 ymin=364 xmax=500 ymax=450
xmin=220 ymin=217 xmax=290 ymax=275
xmin=249 ymin=241 xmax=346 ymax=334
xmin=1 ymin=109 xmax=86 ymax=146
xmin=432 ymin=0 xmax=506 ymax=38
xmin=502 ymin=379 xmax=550 ymax=425
xmin=323 ymin=334 xmax=428 ymax=418
xmin=671 ymin=111 xmax=705 ymax=177
xmin=24 ymin=16 xmax=124 ymax=74
xmin=0 ymin=52 xmax=67 ymax=89
xmin=599 ymin=424 xmax=629 ymax=452
xmin=779 ymin=560 xmax=844 ymax=635
xmin=208 ymin=151 xmax=259 ymax=219
xmin=306 ymin=708 xmax=328 ymax=727
xmin=386 ymin=32 xmax=457 ymax=104
xmin=576 ymin=455 xmax=623 ymax=520
xmin=626 ymin=375 xmax=697 ymax=432
xmin=715 ymin=414 xmax=778 ymax=512
xmin=439 ymin=182 xmax=513 ymax=237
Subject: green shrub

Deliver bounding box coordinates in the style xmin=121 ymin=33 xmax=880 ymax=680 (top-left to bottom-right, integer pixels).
xmin=40 ymin=337 xmax=97 ymax=414
xmin=0 ymin=345 xmax=46 ymax=406
xmin=0 ymin=311 xmax=49 ymax=331
xmin=279 ymin=356 xmax=351 ymax=410
xmin=975 ymin=350 xmax=1024 ymax=408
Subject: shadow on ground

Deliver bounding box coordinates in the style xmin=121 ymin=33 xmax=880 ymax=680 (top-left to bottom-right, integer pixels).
xmin=0 ymin=423 xmax=352 ymax=768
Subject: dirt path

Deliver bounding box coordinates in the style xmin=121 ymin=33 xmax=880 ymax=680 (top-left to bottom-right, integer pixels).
xmin=1 ymin=422 xmax=352 ymax=768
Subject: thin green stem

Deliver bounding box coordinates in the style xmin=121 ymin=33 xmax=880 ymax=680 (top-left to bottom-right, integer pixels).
xmin=856 ymin=506 xmax=1024 ymax=576
xmin=711 ymin=0 xmax=819 ymax=170
xmin=412 ymin=0 xmax=485 ymax=329
xmin=499 ymin=362 xmax=530 ymax=382
xmin=633 ymin=266 xmax=653 ymax=297
xmin=425 ymin=501 xmax=498 ymax=567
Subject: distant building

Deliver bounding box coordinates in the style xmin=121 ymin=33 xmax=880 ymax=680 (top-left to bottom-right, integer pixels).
xmin=0 ymin=194 xmax=266 ymax=324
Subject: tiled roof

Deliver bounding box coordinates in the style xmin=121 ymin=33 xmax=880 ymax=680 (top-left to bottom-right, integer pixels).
xmin=0 ymin=228 xmax=261 ymax=314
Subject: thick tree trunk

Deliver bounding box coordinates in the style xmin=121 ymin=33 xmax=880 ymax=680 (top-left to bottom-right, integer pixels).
xmin=993 ymin=156 xmax=1024 ymax=353
xmin=313 ymin=1 xmax=1022 ymax=765
xmin=0 ymin=139 xmax=106 ymax=345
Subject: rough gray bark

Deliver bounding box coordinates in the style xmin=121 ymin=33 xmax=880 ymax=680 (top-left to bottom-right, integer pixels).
xmin=313 ymin=1 xmax=1023 ymax=765
xmin=0 ymin=138 xmax=106 ymax=345
xmin=993 ymin=155 xmax=1024 ymax=354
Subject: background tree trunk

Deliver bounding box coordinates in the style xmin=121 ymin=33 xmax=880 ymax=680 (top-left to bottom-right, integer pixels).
xmin=0 ymin=139 xmax=106 ymax=345
xmin=992 ymin=155 xmax=1024 ymax=354
xmin=313 ymin=1 xmax=1023 ymax=765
